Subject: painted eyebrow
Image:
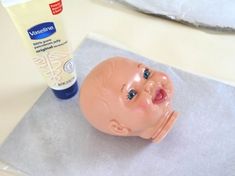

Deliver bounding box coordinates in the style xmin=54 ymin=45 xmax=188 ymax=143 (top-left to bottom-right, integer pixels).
xmin=121 ymin=84 xmax=126 ymax=92
xmin=137 ymin=63 xmax=143 ymax=68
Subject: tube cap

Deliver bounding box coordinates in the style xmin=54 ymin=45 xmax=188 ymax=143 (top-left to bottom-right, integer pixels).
xmin=52 ymin=81 xmax=78 ymax=99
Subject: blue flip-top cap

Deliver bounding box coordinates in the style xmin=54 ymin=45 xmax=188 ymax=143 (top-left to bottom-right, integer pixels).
xmin=52 ymin=81 xmax=78 ymax=99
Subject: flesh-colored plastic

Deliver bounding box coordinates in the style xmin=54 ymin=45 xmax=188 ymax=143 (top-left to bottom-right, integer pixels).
xmin=79 ymin=57 xmax=178 ymax=143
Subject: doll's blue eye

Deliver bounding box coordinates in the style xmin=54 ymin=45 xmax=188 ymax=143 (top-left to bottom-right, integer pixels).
xmin=143 ymin=68 xmax=150 ymax=79
xmin=128 ymin=89 xmax=137 ymax=100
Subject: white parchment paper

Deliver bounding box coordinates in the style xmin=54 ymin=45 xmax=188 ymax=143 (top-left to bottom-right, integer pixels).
xmin=116 ymin=0 xmax=235 ymax=31
xmin=0 ymin=37 xmax=235 ymax=176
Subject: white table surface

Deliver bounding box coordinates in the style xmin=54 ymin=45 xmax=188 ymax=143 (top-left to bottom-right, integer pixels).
xmin=0 ymin=0 xmax=235 ymax=174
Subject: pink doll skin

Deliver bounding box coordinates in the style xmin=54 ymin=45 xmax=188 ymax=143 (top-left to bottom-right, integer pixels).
xmin=79 ymin=57 xmax=179 ymax=143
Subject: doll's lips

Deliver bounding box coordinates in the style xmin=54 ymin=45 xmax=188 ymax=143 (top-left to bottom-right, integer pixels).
xmin=152 ymin=89 xmax=167 ymax=104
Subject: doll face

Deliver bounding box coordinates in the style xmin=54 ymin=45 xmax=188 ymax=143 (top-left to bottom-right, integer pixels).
xmin=105 ymin=59 xmax=176 ymax=141
xmin=80 ymin=57 xmax=178 ymax=142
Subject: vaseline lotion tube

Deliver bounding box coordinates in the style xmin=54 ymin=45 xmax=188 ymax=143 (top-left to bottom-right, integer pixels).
xmin=1 ymin=0 xmax=78 ymax=99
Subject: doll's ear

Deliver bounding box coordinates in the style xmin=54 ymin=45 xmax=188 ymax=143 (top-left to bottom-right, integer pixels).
xmin=109 ymin=120 xmax=131 ymax=136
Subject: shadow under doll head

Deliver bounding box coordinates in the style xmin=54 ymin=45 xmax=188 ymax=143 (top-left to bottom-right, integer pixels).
xmin=79 ymin=57 xmax=178 ymax=143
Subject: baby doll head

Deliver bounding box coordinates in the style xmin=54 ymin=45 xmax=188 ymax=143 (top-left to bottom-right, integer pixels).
xmin=79 ymin=57 xmax=178 ymax=142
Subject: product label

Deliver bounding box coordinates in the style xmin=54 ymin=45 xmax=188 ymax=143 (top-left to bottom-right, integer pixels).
xmin=29 ymin=27 xmax=76 ymax=90
xmin=33 ymin=49 xmax=76 ymax=89
xmin=6 ymin=0 xmax=77 ymax=90
xmin=27 ymin=22 xmax=56 ymax=40
xmin=49 ymin=0 xmax=63 ymax=15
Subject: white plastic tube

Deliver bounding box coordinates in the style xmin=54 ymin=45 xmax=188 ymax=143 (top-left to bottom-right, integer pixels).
xmin=1 ymin=0 xmax=78 ymax=99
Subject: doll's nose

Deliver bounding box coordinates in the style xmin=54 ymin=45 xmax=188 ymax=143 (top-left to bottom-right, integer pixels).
xmin=144 ymin=81 xmax=155 ymax=94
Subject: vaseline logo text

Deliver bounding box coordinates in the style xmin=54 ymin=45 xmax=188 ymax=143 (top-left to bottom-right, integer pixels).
xmin=28 ymin=22 xmax=56 ymax=40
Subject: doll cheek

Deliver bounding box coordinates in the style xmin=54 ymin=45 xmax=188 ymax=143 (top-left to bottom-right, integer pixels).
xmin=138 ymin=103 xmax=148 ymax=110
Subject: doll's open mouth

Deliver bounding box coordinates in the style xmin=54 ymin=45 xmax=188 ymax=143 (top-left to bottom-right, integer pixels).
xmin=152 ymin=88 xmax=167 ymax=104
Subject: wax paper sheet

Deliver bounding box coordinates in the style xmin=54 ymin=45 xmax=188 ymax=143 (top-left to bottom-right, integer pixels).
xmin=115 ymin=0 xmax=235 ymax=32
xmin=0 ymin=37 xmax=235 ymax=176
